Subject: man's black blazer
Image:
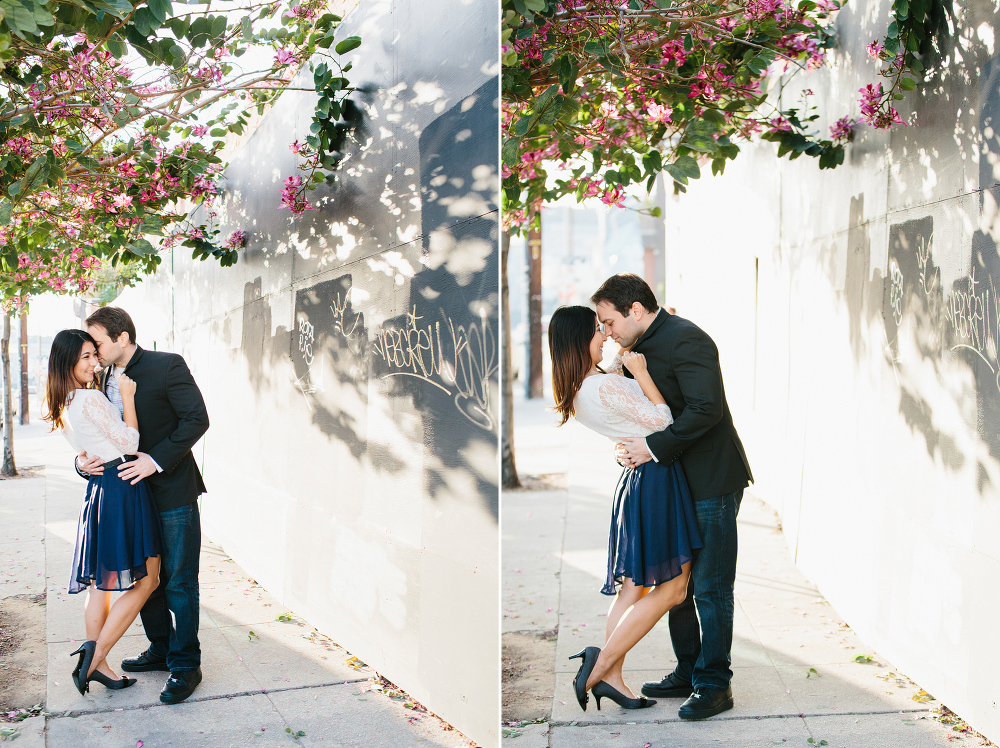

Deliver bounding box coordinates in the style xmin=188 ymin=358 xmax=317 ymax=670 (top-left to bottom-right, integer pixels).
xmin=626 ymin=309 xmax=752 ymax=500
xmin=99 ymin=346 xmax=209 ymax=512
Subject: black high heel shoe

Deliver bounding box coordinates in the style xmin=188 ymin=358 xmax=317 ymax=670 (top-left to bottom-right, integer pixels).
xmin=69 ymin=641 xmax=96 ymax=695
xmin=568 ymin=646 xmax=601 ymax=711
xmin=592 ymin=680 xmax=657 ymax=710
xmin=88 ymin=670 xmax=137 ymax=690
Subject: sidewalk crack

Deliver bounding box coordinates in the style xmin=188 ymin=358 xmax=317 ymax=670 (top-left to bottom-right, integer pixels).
xmin=47 ymin=677 xmax=373 ymax=720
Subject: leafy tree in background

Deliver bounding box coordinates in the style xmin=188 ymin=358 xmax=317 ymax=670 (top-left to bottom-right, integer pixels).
xmin=0 ymin=0 xmax=363 ymax=305
xmin=502 ymin=0 xmax=933 ymax=227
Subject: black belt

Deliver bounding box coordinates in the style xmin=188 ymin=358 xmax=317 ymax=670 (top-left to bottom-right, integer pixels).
xmin=100 ymin=455 xmax=137 ymax=470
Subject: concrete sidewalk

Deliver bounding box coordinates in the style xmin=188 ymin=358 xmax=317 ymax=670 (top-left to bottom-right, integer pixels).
xmin=503 ymin=395 xmax=977 ymax=748
xmin=1 ymin=421 xmax=471 ymax=748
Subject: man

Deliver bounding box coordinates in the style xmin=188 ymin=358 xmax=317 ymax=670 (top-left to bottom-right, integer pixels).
xmin=592 ymin=273 xmax=752 ymax=720
xmin=76 ymin=307 xmax=209 ymax=705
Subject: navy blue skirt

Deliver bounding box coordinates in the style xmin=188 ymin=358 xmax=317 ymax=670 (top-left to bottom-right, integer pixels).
xmin=602 ymin=460 xmax=703 ymax=595
xmin=69 ymin=469 xmax=163 ymax=594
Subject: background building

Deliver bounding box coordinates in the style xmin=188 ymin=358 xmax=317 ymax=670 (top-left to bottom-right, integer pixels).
xmin=115 ymin=0 xmax=499 ymax=743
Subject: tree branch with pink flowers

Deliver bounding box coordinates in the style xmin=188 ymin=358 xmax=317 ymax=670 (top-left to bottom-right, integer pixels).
xmin=502 ymin=0 xmax=933 ymax=229
xmin=0 ymin=0 xmax=363 ymax=307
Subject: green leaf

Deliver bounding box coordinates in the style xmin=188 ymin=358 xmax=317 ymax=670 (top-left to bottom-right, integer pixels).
xmin=147 ymin=0 xmax=171 ymax=22
xmin=0 ymin=200 xmax=10 ymax=226
xmin=0 ymin=0 xmax=54 ymax=38
xmin=132 ymin=6 xmax=157 ymax=35
xmin=899 ymin=77 xmax=917 ymax=91
xmin=127 ymin=238 xmax=156 ymax=255
xmin=557 ymin=54 xmax=578 ymax=95
xmin=701 ymin=108 xmax=727 ymax=126
xmin=335 ymin=35 xmax=361 ymax=54
xmin=138 ymin=215 xmax=164 ymax=234
xmin=533 ymin=83 xmax=560 ymax=121
xmin=20 ymin=154 xmax=48 ymax=193
xmin=502 ymin=138 xmax=520 ymax=167
xmin=559 ymin=97 xmax=580 ymax=121
xmin=240 ymin=14 xmax=252 ymax=40
xmin=210 ymin=13 xmax=226 ymax=40
xmin=642 ymin=150 xmax=662 ymax=174
xmin=91 ymin=0 xmax=132 ymax=18
xmin=537 ymin=94 xmax=563 ymax=125
xmin=665 ymin=154 xmax=700 ymax=181
xmin=106 ymin=37 xmax=127 ymax=57
xmin=683 ymin=119 xmax=719 ymax=153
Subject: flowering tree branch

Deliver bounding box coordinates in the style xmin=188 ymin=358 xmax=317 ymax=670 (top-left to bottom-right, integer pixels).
xmin=0 ymin=0 xmax=363 ymax=308
xmin=502 ymin=0 xmax=929 ymax=230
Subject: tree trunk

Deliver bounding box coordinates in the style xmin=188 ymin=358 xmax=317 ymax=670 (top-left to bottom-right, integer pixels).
xmin=2 ymin=314 xmax=17 ymax=476
xmin=501 ymin=231 xmax=520 ymax=489
xmin=526 ymin=221 xmax=543 ymax=398
xmin=19 ymin=312 xmax=28 ymax=426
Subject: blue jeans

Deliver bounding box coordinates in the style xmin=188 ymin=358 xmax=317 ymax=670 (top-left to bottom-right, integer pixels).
xmin=140 ymin=502 xmax=201 ymax=671
xmin=668 ymin=489 xmax=742 ymax=691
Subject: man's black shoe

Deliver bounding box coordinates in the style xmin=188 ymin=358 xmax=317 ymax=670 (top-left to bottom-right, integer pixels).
xmin=120 ymin=650 xmax=169 ymax=673
xmin=641 ymin=672 xmax=693 ymax=698
xmin=160 ymin=667 xmax=202 ymax=704
xmin=678 ymin=687 xmax=734 ymax=719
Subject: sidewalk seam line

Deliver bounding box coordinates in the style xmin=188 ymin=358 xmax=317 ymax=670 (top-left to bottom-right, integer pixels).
xmin=545 ymin=707 xmax=935 ymax=727
xmin=45 ymin=677 xmax=373 ymax=720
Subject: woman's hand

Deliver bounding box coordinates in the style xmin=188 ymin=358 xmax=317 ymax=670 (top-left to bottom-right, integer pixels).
xmin=118 ymin=373 xmax=137 ymax=398
xmin=621 ymin=351 xmax=648 ymax=375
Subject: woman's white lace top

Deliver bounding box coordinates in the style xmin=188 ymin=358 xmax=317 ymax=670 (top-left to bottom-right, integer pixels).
xmin=62 ymin=389 xmax=139 ymax=463
xmin=573 ymin=369 xmax=674 ymax=439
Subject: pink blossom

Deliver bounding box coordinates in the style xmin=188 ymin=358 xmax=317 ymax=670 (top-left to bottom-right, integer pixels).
xmin=278 ymin=175 xmax=314 ymax=214
xmin=830 ymin=116 xmax=854 ymax=143
xmin=223 ymin=229 xmax=246 ymax=250
xmin=274 ymin=49 xmax=297 ymax=67
xmin=646 ymin=103 xmax=672 ymax=123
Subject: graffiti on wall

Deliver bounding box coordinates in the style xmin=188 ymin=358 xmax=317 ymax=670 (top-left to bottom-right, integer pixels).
xmin=370 ymin=305 xmax=496 ymax=430
xmin=289 ymin=273 xmax=496 ymax=433
xmin=878 ymin=214 xmax=1000 ymax=466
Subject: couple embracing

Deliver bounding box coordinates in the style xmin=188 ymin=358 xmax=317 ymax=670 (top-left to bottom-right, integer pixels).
xmin=549 ymin=273 xmax=753 ymax=719
xmin=44 ymin=307 xmax=209 ymax=704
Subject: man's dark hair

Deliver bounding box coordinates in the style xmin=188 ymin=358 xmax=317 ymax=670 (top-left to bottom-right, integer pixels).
xmin=85 ymin=306 xmax=137 ymax=345
xmin=590 ymin=273 xmax=659 ymax=317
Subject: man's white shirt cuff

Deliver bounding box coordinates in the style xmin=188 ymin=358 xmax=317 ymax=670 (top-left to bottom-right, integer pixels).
xmin=644 ymin=438 xmax=659 ymax=462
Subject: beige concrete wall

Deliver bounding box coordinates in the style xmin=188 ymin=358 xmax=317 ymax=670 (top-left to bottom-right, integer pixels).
xmin=656 ymin=0 xmax=1000 ymax=741
xmin=116 ymin=0 xmax=499 ymax=743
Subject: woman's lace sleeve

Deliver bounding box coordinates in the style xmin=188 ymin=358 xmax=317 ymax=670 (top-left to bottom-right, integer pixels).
xmin=597 ymin=376 xmax=674 ymax=431
xmin=605 ymin=352 xmax=624 ymax=375
xmin=81 ymin=392 xmax=140 ymax=454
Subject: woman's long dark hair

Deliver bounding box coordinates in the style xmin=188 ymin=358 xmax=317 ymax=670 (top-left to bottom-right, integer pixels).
xmin=44 ymin=329 xmax=97 ymax=431
xmin=549 ymin=305 xmax=600 ymax=426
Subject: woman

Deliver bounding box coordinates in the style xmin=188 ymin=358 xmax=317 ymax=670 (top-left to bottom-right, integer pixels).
xmin=548 ymin=305 xmax=702 ymax=711
xmin=44 ymin=329 xmax=163 ymax=695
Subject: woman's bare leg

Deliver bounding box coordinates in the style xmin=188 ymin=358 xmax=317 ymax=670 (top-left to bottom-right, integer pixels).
xmin=601 ymin=580 xmax=650 ymax=696
xmin=84 ymin=588 xmax=112 ymax=643
xmin=586 ymin=564 xmax=691 ymax=690
xmin=88 ymin=557 xmax=161 ymax=678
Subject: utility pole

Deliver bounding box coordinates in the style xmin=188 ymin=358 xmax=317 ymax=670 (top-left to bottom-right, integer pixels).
xmin=19 ymin=313 xmax=28 ymax=425
xmin=525 ymin=219 xmax=543 ymax=399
